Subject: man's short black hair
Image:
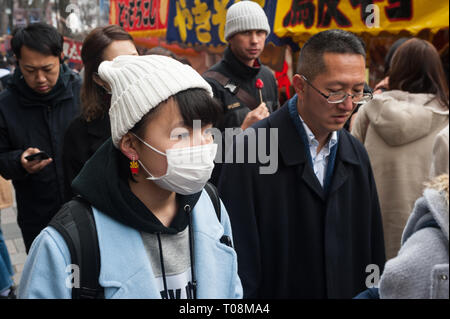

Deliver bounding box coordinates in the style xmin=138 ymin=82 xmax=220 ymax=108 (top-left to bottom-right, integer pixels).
xmin=11 ymin=23 xmax=63 ymax=59
xmin=297 ymin=29 xmax=366 ymax=80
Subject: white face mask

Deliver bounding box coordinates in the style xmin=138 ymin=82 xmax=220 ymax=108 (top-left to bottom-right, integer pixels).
xmin=132 ymin=133 xmax=217 ymax=195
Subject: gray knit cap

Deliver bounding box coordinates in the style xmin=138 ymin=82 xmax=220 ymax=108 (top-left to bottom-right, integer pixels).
xmin=224 ymin=1 xmax=271 ymax=41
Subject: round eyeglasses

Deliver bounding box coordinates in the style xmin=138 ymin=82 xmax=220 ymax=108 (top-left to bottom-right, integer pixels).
xmin=301 ymin=75 xmax=373 ymax=105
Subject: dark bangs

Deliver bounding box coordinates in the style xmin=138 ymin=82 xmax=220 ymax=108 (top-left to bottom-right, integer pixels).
xmin=173 ymin=88 xmax=222 ymax=127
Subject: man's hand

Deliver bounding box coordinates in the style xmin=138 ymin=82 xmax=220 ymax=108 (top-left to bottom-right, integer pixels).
xmin=240 ymin=102 xmax=270 ymax=131
xmin=21 ymin=148 xmax=53 ymax=174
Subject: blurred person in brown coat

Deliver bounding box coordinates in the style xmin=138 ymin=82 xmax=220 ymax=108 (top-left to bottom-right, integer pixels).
xmin=0 ymin=176 xmax=12 ymax=210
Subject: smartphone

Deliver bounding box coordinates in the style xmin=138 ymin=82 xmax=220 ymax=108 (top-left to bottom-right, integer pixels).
xmin=25 ymin=151 xmax=50 ymax=162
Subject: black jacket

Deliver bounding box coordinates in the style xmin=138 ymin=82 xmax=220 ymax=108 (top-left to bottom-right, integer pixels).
xmin=204 ymin=47 xmax=279 ymax=185
xmin=204 ymin=47 xmax=279 ymax=131
xmin=0 ymin=65 xmax=81 ymax=228
xmin=218 ymin=99 xmax=386 ymax=298
xmin=62 ymin=114 xmax=111 ymax=202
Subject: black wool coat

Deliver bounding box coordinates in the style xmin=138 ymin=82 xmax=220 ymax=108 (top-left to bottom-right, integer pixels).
xmin=218 ymin=102 xmax=386 ymax=299
xmin=0 ymin=65 xmax=81 ymax=229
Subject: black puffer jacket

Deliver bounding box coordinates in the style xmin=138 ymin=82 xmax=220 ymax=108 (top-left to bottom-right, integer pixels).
xmin=0 ymin=64 xmax=81 ymax=229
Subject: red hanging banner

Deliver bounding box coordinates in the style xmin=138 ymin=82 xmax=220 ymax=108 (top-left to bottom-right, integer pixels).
xmin=109 ymin=0 xmax=169 ymax=38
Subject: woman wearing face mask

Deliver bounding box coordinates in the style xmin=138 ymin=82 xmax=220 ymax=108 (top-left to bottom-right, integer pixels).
xmin=62 ymin=25 xmax=138 ymax=202
xmin=18 ymin=55 xmax=243 ymax=299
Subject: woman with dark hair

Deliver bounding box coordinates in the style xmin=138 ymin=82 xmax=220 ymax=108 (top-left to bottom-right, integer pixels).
xmin=62 ymin=25 xmax=138 ymax=201
xmin=372 ymin=37 xmax=409 ymax=94
xmin=19 ymin=55 xmax=242 ymax=299
xmin=352 ymin=38 xmax=449 ymax=259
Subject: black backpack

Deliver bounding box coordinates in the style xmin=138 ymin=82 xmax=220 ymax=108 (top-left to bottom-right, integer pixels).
xmin=48 ymin=182 xmax=224 ymax=299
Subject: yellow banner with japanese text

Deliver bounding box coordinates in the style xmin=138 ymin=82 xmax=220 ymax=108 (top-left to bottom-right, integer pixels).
xmin=166 ymin=0 xmax=283 ymax=47
xmin=274 ymin=0 xmax=449 ymax=43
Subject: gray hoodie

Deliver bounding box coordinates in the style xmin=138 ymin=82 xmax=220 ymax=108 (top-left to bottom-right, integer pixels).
xmin=379 ymin=186 xmax=449 ymax=299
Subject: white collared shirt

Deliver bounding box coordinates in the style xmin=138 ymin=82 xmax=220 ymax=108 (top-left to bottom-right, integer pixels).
xmin=298 ymin=115 xmax=338 ymax=187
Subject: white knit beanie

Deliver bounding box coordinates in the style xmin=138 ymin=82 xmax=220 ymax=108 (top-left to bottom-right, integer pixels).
xmin=224 ymin=1 xmax=270 ymax=41
xmin=98 ymin=55 xmax=213 ymax=148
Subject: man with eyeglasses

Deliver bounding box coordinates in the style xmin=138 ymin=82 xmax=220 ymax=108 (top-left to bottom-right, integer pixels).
xmin=218 ymin=29 xmax=386 ymax=299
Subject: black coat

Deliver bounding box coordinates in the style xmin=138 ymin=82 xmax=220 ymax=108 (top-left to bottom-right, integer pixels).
xmin=62 ymin=114 xmax=111 ymax=202
xmin=0 ymin=65 xmax=81 ymax=229
xmin=218 ymin=101 xmax=386 ymax=298
xmin=204 ymin=47 xmax=279 ymax=131
xmin=204 ymin=47 xmax=279 ymax=185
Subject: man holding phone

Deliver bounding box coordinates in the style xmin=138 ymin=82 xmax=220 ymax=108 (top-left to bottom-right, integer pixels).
xmin=23 ymin=150 xmax=51 ymax=173
xmin=0 ymin=23 xmax=81 ymax=252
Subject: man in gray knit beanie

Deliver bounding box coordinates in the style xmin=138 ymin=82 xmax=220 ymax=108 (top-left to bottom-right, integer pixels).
xmin=203 ymin=0 xmax=279 ymax=186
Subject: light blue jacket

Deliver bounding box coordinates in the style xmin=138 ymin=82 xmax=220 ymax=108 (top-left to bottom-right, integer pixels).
xmin=18 ymin=190 xmax=243 ymax=299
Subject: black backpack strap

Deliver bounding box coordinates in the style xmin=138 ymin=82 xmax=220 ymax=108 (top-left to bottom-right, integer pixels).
xmin=48 ymin=197 xmax=104 ymax=299
xmin=204 ymin=182 xmax=221 ymax=222
xmin=204 ymin=182 xmax=233 ymax=247
xmin=203 ymin=71 xmax=260 ymax=110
